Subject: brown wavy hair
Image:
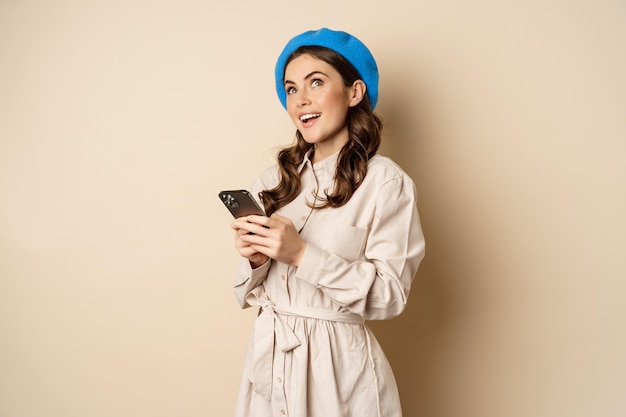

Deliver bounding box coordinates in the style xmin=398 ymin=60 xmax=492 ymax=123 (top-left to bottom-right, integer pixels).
xmin=259 ymin=46 xmax=382 ymax=217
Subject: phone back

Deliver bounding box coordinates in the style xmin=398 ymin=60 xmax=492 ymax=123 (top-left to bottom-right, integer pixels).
xmin=218 ymin=190 xmax=265 ymax=218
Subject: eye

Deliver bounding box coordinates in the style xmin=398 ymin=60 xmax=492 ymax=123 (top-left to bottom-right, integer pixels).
xmin=286 ymin=86 xmax=297 ymax=95
xmin=311 ymin=79 xmax=323 ymax=87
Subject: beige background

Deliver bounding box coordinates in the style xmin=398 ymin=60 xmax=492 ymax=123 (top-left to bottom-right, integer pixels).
xmin=1 ymin=0 xmax=625 ymax=416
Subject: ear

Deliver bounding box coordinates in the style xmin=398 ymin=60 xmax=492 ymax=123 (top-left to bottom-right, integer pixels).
xmin=348 ymin=80 xmax=366 ymax=108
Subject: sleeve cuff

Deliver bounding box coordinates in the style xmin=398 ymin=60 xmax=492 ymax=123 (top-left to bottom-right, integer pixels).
xmin=235 ymin=258 xmax=270 ymax=286
xmin=233 ymin=259 xmax=270 ymax=308
xmin=294 ymin=243 xmax=328 ymax=286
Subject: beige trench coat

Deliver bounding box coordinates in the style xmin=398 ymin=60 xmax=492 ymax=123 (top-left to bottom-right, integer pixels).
xmin=233 ymin=151 xmax=425 ymax=417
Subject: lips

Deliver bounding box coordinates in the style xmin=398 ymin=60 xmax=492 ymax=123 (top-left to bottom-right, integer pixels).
xmin=299 ymin=113 xmax=321 ymax=125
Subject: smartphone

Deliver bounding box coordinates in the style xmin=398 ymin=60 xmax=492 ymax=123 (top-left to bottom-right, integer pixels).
xmin=218 ymin=189 xmax=266 ymax=218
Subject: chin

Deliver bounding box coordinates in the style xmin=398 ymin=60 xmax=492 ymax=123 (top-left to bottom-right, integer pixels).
xmin=300 ymin=135 xmax=322 ymax=145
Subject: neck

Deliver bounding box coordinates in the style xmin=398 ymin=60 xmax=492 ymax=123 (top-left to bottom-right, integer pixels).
xmin=312 ymin=133 xmax=349 ymax=164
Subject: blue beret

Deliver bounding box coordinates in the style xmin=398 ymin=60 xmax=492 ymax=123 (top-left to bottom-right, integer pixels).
xmin=274 ymin=28 xmax=379 ymax=110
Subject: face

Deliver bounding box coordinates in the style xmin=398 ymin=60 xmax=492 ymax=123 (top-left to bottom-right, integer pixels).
xmin=284 ymin=54 xmax=364 ymax=160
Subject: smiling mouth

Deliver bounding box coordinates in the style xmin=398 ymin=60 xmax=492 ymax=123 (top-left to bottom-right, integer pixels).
xmin=300 ymin=113 xmax=321 ymax=122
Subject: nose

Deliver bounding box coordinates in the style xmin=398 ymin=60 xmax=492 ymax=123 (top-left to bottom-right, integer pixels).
xmin=295 ymin=90 xmax=310 ymax=107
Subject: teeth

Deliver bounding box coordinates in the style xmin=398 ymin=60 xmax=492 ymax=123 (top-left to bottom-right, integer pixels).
xmin=300 ymin=113 xmax=321 ymax=122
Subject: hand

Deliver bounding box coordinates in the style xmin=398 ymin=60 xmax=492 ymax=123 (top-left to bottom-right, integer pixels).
xmin=231 ymin=219 xmax=270 ymax=269
xmin=232 ymin=214 xmax=307 ymax=267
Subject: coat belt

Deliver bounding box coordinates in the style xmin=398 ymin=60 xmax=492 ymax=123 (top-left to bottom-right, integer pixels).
xmin=247 ymin=293 xmax=365 ymax=400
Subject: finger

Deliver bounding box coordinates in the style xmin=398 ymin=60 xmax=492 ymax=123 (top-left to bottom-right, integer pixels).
xmin=241 ymin=221 xmax=274 ymax=237
xmin=241 ymin=230 xmax=273 ymax=248
xmin=232 ymin=219 xmax=257 ymax=233
xmin=235 ymin=227 xmax=250 ymax=237
xmin=231 ymin=218 xmax=248 ymax=230
xmin=248 ymin=243 xmax=274 ymax=260
xmin=239 ymin=247 xmax=260 ymax=258
xmin=246 ymin=215 xmax=272 ymax=227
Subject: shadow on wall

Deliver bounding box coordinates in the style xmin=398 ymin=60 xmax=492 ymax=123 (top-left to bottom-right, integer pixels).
xmin=368 ymin=64 xmax=456 ymax=417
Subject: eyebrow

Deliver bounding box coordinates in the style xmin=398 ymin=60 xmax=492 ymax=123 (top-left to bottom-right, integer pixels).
xmin=284 ymin=70 xmax=329 ymax=85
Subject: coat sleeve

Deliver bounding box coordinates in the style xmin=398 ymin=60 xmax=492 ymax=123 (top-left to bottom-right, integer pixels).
xmin=231 ymin=171 xmax=275 ymax=309
xmin=294 ymin=175 xmax=425 ymax=320
xmin=233 ymin=260 xmax=271 ymax=308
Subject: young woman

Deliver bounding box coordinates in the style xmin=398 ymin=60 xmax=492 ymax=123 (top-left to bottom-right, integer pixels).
xmin=230 ymin=28 xmax=425 ymax=417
